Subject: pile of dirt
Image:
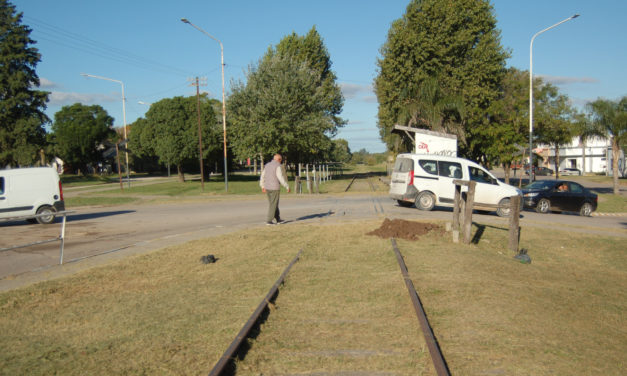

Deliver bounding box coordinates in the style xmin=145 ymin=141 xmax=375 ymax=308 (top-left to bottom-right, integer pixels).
xmin=367 ymin=218 xmax=444 ymax=241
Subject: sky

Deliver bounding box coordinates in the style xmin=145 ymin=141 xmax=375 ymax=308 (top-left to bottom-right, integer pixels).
xmin=12 ymin=0 xmax=627 ymax=153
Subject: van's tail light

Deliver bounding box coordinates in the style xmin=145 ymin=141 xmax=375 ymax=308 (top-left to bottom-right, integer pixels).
xmin=59 ymin=181 xmax=64 ymax=201
xmin=408 ymin=170 xmax=414 ymax=186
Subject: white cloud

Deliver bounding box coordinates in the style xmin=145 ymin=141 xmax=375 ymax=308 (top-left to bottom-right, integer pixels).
xmin=340 ymin=82 xmax=373 ymax=100
xmin=39 ymin=77 xmax=58 ymax=89
xmin=537 ymin=75 xmax=599 ymax=86
xmin=48 ymin=92 xmax=119 ymax=106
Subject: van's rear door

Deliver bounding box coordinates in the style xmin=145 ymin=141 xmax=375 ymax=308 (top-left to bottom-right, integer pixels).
xmin=389 ymin=157 xmax=414 ymax=200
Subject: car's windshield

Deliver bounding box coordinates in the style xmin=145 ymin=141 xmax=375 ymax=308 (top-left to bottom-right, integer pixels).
xmin=524 ymin=181 xmax=554 ymax=190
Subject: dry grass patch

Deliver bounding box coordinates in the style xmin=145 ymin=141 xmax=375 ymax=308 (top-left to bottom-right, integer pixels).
xmin=396 ymin=221 xmax=626 ymax=375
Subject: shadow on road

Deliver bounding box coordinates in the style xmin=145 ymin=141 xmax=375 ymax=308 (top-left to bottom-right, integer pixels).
xmin=67 ymin=210 xmax=135 ymax=222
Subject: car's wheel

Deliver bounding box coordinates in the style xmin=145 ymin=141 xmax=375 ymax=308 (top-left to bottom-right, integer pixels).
xmin=580 ymin=202 xmax=593 ymax=217
xmin=536 ymin=198 xmax=550 ymax=214
xmin=416 ymin=191 xmax=435 ymax=211
xmin=496 ymin=198 xmax=511 ymax=217
xmin=397 ymin=200 xmax=414 ymax=208
xmin=35 ymin=205 xmax=56 ymax=224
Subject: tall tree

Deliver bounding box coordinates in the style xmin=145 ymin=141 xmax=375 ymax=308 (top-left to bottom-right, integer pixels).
xmin=374 ymin=0 xmax=508 ymax=158
xmin=481 ymin=68 xmax=530 ymax=182
xmin=587 ymin=96 xmax=627 ymax=194
xmin=534 ymin=83 xmax=576 ymax=178
xmin=329 ymin=139 xmax=352 ymax=163
xmin=228 ymin=28 xmax=344 ymax=166
xmin=129 ymin=95 xmax=221 ymax=182
xmin=49 ymin=104 xmax=115 ymax=172
xmin=0 ymin=0 xmax=49 ymax=167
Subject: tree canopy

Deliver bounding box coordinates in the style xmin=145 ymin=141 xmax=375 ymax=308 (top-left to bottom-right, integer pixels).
xmin=0 ymin=0 xmax=49 ymax=167
xmin=586 ymin=96 xmax=627 ymax=194
xmin=49 ymin=103 xmax=115 ymax=172
xmin=374 ymin=0 xmax=509 ymax=159
xmin=227 ymin=26 xmax=344 ymax=165
xmin=129 ymin=95 xmax=221 ymax=181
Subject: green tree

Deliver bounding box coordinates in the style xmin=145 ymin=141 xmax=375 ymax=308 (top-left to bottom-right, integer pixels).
xmin=50 ymin=103 xmax=115 ymax=172
xmin=482 ymin=68 xmax=530 ymax=182
xmin=130 ymin=95 xmax=221 ymax=182
xmin=534 ymin=83 xmax=576 ymax=178
xmin=587 ymin=96 xmax=627 ymax=194
xmin=329 ymin=139 xmax=352 ymax=163
xmin=374 ymin=0 xmax=508 ymax=158
xmin=228 ymin=27 xmax=344 ymax=166
xmin=0 ymin=0 xmax=49 ymax=167
xmin=228 ymin=55 xmax=337 ymax=166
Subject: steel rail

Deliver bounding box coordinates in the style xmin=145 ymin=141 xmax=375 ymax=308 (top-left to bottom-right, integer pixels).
xmin=391 ymin=238 xmax=450 ymax=376
xmin=208 ymin=249 xmax=303 ymax=376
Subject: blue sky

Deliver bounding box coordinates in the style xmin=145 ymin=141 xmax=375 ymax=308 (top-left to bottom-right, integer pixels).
xmin=13 ymin=0 xmax=627 ymax=153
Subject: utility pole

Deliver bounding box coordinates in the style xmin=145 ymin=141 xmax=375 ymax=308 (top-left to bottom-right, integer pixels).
xmin=189 ymin=77 xmax=207 ymax=191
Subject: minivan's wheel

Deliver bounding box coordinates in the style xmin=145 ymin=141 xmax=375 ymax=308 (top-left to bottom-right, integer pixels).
xmin=416 ymin=191 xmax=435 ymax=211
xmin=536 ymin=198 xmax=550 ymax=214
xmin=580 ymin=202 xmax=593 ymax=217
xmin=496 ymin=198 xmax=511 ymax=217
xmin=35 ymin=205 xmax=56 ymax=224
xmin=397 ymin=200 xmax=414 ymax=208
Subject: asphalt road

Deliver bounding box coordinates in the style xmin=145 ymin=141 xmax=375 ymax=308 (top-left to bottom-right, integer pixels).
xmin=1 ymin=186 xmax=625 ymax=292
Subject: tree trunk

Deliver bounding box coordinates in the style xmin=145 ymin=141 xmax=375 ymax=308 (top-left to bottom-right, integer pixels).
xmin=581 ymin=139 xmax=586 ymax=175
xmin=177 ymin=164 xmax=185 ymax=182
xmin=554 ymin=145 xmax=560 ymax=179
xmin=503 ymin=162 xmax=510 ymax=184
xmin=612 ymin=137 xmax=620 ymax=195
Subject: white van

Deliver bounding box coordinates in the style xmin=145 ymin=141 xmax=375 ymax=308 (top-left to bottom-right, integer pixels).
xmin=0 ymin=167 xmax=65 ymax=224
xmin=389 ymin=154 xmax=521 ymax=217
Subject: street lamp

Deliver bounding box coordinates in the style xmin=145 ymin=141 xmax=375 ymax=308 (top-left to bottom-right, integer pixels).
xmin=529 ymin=14 xmax=579 ymax=181
xmin=181 ymin=18 xmax=228 ymax=192
xmin=81 ymin=73 xmax=131 ymax=188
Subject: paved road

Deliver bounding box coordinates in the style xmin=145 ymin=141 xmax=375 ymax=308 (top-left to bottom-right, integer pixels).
xmin=1 ymin=189 xmax=625 ymax=292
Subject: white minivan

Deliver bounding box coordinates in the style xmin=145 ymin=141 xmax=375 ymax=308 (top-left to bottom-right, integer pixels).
xmin=0 ymin=167 xmax=65 ymax=224
xmin=389 ymin=154 xmax=521 ymax=217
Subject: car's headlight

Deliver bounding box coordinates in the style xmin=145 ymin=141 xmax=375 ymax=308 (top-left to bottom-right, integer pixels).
xmin=523 ymin=192 xmax=539 ymax=197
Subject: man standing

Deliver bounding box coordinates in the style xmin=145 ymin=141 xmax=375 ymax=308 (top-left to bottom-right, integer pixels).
xmin=260 ymin=154 xmax=290 ymax=225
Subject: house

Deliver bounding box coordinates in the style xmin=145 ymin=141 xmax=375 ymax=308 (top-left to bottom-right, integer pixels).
xmin=537 ymin=137 xmax=625 ymax=176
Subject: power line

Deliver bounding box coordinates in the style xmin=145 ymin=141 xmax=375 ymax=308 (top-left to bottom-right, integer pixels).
xmin=25 ymin=16 xmax=198 ymax=78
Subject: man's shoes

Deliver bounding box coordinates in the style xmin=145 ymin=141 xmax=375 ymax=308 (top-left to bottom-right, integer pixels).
xmin=266 ymin=221 xmax=275 ymax=226
xmin=276 ymin=219 xmax=286 ymax=224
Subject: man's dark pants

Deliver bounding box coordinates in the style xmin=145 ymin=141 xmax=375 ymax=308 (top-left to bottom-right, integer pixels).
xmin=266 ymin=189 xmax=281 ymax=223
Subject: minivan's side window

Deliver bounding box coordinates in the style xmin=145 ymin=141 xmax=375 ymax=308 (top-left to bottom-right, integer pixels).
xmin=0 ymin=177 xmax=4 ymax=195
xmin=394 ymin=158 xmax=414 ymax=173
xmin=419 ymin=160 xmax=438 ymax=176
xmin=438 ymin=161 xmax=463 ymax=178
xmin=468 ymin=166 xmax=493 ymax=184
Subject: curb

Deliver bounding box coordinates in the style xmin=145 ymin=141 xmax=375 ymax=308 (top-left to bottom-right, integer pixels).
xmin=592 ymin=212 xmax=627 ymax=217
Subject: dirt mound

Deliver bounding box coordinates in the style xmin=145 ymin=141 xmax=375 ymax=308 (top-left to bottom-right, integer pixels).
xmin=367 ymin=218 xmax=444 ymax=241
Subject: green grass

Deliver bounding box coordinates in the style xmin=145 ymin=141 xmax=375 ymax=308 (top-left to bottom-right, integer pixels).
xmin=597 ymin=193 xmax=627 ymax=213
xmin=0 ymin=219 xmax=624 ymax=375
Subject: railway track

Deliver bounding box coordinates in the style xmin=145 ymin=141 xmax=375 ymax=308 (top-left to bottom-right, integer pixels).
xmin=208 ymin=240 xmax=450 ymax=375
xmin=344 ymin=173 xmax=385 ymax=214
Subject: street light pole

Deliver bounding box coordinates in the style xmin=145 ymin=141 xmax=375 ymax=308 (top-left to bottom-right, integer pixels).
xmin=81 ymin=73 xmax=131 ymax=188
xmin=181 ymin=18 xmax=228 ymax=192
xmin=529 ymin=14 xmax=579 ymax=182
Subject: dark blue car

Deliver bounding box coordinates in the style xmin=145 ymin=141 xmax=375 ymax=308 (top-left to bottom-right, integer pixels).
xmin=522 ymin=180 xmax=597 ymax=216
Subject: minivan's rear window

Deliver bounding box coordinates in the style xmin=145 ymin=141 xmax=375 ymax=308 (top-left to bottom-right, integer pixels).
xmin=394 ymin=158 xmax=414 ymax=173
xmin=419 ymin=160 xmax=438 ymax=175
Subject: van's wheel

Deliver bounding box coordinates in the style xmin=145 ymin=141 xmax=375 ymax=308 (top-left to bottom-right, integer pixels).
xmin=397 ymin=200 xmax=414 ymax=208
xmin=416 ymin=191 xmax=435 ymax=211
xmin=496 ymin=198 xmax=511 ymax=217
xmin=35 ymin=205 xmax=56 ymax=224
xmin=579 ymin=202 xmax=593 ymax=217
xmin=536 ymin=198 xmax=550 ymax=214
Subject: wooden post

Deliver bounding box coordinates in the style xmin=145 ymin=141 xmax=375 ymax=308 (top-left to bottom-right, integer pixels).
xmin=452 ymin=184 xmax=462 ymax=243
xmin=463 ymin=181 xmax=476 ymax=244
xmin=306 ymin=164 xmax=311 ymax=194
xmin=313 ymin=165 xmax=319 ymax=193
xmin=508 ymin=195 xmax=521 ymax=253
